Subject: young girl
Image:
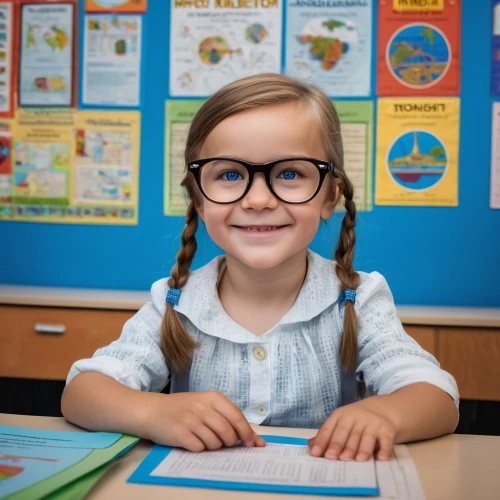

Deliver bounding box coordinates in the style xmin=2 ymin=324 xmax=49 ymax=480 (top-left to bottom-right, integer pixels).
xmin=62 ymin=74 xmax=459 ymax=462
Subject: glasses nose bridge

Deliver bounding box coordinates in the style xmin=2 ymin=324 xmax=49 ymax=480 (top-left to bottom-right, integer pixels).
xmin=242 ymin=162 xmax=277 ymax=205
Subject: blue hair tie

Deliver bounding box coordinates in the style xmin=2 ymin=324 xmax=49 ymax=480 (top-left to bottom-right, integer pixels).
xmin=166 ymin=288 xmax=181 ymax=307
xmin=338 ymin=289 xmax=356 ymax=304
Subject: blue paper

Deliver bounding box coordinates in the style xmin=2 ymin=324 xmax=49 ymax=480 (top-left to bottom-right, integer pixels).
xmin=128 ymin=435 xmax=379 ymax=497
xmin=0 ymin=446 xmax=90 ymax=497
xmin=0 ymin=425 xmax=121 ymax=450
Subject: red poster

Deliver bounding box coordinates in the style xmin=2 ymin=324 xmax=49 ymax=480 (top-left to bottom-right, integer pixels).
xmin=377 ymin=0 xmax=461 ymax=96
xmin=85 ymin=0 xmax=147 ymax=13
xmin=0 ymin=1 xmax=19 ymax=118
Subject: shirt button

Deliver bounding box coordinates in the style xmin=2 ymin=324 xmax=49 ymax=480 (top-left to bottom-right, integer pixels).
xmin=257 ymin=405 xmax=266 ymax=415
xmin=253 ymin=346 xmax=266 ymax=360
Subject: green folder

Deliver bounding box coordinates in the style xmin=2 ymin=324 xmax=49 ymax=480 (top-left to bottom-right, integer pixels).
xmin=4 ymin=435 xmax=139 ymax=500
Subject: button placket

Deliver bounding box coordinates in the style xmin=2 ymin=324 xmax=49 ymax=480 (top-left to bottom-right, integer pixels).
xmin=249 ymin=342 xmax=270 ymax=423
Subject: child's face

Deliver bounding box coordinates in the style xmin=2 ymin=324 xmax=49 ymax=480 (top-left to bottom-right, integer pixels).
xmin=194 ymin=103 xmax=339 ymax=270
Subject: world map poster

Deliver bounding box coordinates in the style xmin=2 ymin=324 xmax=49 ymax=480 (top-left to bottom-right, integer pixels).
xmin=492 ymin=0 xmax=500 ymax=96
xmin=285 ymin=0 xmax=372 ymax=97
xmin=375 ymin=98 xmax=460 ymax=207
xmin=169 ymin=0 xmax=281 ymax=97
xmin=377 ymin=0 xmax=461 ymax=96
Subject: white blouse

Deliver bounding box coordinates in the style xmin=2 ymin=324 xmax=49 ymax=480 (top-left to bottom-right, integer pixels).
xmin=67 ymin=250 xmax=459 ymax=429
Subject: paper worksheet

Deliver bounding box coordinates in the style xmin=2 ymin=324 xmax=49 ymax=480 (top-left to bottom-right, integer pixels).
xmin=129 ymin=435 xmax=427 ymax=498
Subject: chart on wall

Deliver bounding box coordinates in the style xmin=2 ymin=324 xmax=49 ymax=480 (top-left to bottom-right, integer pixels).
xmin=18 ymin=1 xmax=76 ymax=107
xmin=0 ymin=109 xmax=141 ymax=224
xmin=285 ymin=0 xmax=372 ymax=97
xmin=375 ymin=98 xmax=460 ymax=206
xmin=334 ymin=100 xmax=373 ymax=211
xmin=0 ymin=1 xmax=17 ymax=117
xmin=492 ymin=0 xmax=500 ymax=95
xmin=169 ymin=0 xmax=281 ymax=97
xmin=164 ymin=100 xmax=204 ymax=216
xmin=85 ymin=0 xmax=147 ymax=13
xmin=377 ymin=0 xmax=461 ymax=96
xmin=82 ymin=13 xmax=142 ymax=106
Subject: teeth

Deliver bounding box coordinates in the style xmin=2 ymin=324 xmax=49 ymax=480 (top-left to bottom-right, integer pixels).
xmin=244 ymin=227 xmax=278 ymax=231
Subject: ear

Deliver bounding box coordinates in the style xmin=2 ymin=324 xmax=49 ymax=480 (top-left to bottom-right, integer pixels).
xmin=193 ymin=192 xmax=205 ymax=222
xmin=320 ymin=177 xmax=343 ymax=220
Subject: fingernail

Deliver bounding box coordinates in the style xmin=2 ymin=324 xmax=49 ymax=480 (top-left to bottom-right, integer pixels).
xmin=311 ymin=445 xmax=322 ymax=456
xmin=325 ymin=450 xmax=338 ymax=459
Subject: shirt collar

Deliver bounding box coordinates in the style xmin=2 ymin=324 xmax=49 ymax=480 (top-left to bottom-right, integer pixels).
xmin=175 ymin=249 xmax=341 ymax=343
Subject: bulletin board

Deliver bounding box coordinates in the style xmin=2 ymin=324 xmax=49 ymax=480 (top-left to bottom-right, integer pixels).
xmin=0 ymin=0 xmax=499 ymax=308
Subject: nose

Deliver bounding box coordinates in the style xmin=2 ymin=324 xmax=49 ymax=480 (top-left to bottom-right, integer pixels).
xmin=240 ymin=173 xmax=278 ymax=211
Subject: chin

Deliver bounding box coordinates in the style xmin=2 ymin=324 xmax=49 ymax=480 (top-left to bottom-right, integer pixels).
xmin=227 ymin=247 xmax=305 ymax=270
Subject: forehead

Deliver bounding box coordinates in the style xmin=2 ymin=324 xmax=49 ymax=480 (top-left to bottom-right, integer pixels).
xmin=199 ymin=103 xmax=327 ymax=162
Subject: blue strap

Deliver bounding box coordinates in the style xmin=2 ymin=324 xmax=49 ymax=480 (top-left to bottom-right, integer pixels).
xmin=166 ymin=288 xmax=181 ymax=307
xmin=338 ymin=289 xmax=356 ymax=304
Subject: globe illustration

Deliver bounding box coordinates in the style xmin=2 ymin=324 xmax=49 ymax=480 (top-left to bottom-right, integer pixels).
xmin=297 ymin=18 xmax=358 ymax=70
xmin=387 ymin=131 xmax=447 ymax=190
xmin=198 ymin=36 xmax=232 ymax=66
xmin=387 ymin=23 xmax=450 ymax=88
xmin=245 ymin=23 xmax=268 ymax=44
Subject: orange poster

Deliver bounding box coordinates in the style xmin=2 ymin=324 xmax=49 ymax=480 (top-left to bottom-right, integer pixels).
xmin=85 ymin=0 xmax=147 ymax=13
xmin=377 ymin=0 xmax=461 ymax=96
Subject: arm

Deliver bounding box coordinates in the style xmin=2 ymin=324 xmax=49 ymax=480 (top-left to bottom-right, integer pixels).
xmin=357 ymin=382 xmax=458 ymax=443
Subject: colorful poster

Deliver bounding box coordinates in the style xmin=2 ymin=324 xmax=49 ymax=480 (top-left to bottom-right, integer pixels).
xmin=18 ymin=2 xmax=76 ymax=107
xmin=74 ymin=110 xmax=140 ymax=223
xmin=334 ymin=101 xmax=373 ymax=211
xmin=170 ymin=1 xmax=281 ymax=97
xmin=285 ymin=0 xmax=372 ymax=97
xmin=377 ymin=0 xmax=461 ymax=96
xmin=0 ymin=1 xmax=17 ymax=117
xmin=492 ymin=1 xmax=500 ymax=95
xmin=375 ymin=98 xmax=460 ymax=206
xmin=0 ymin=109 xmax=140 ymax=224
xmin=85 ymin=0 xmax=147 ymax=13
xmin=164 ymin=100 xmax=204 ymax=216
xmin=491 ymin=102 xmax=500 ymax=209
xmin=0 ymin=118 xmax=13 ymax=217
xmin=83 ymin=14 xmax=142 ymax=107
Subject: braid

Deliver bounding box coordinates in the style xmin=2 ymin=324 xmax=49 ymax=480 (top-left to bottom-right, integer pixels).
xmin=334 ymin=171 xmax=361 ymax=373
xmin=160 ymin=200 xmax=200 ymax=372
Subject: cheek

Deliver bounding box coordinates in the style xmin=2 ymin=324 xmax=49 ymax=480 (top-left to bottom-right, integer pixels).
xmin=202 ymin=205 xmax=230 ymax=241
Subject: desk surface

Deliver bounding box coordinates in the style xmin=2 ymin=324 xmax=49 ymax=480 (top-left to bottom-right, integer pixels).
xmin=1 ymin=284 xmax=500 ymax=327
xmin=1 ymin=414 xmax=499 ymax=500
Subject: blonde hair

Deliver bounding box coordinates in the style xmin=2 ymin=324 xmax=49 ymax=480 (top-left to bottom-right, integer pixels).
xmin=161 ymin=73 xmax=360 ymax=373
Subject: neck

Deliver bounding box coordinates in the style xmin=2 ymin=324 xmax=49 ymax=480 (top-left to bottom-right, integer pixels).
xmin=219 ymin=249 xmax=308 ymax=307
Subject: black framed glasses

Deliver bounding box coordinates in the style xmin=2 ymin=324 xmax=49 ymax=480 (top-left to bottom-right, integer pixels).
xmin=187 ymin=157 xmax=334 ymax=204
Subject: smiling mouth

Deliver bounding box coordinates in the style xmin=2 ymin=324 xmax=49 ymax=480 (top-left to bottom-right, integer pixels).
xmin=234 ymin=225 xmax=287 ymax=232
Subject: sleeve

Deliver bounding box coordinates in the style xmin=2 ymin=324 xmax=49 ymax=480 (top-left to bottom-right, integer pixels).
xmin=66 ymin=278 xmax=170 ymax=393
xmin=354 ymin=272 xmax=459 ymax=409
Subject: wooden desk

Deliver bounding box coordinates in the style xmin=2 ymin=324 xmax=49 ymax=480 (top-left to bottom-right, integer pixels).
xmin=1 ymin=414 xmax=499 ymax=500
xmin=1 ymin=284 xmax=500 ymax=401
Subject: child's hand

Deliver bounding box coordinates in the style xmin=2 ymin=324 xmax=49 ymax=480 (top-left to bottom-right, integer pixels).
xmin=307 ymin=402 xmax=396 ymax=461
xmin=144 ymin=391 xmax=266 ymax=452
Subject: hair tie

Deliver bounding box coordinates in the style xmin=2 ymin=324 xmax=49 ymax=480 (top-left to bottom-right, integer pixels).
xmin=166 ymin=288 xmax=181 ymax=307
xmin=338 ymin=289 xmax=356 ymax=304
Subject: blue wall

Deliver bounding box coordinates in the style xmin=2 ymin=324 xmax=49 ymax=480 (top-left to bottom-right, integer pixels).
xmin=1 ymin=0 xmax=499 ymax=307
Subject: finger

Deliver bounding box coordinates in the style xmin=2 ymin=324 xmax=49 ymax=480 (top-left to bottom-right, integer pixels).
xmin=308 ymin=415 xmax=339 ymax=457
xmin=337 ymin=425 xmax=365 ymax=461
xmin=192 ymin=425 xmax=224 ymax=451
xmin=323 ymin=420 xmax=355 ymax=460
xmin=355 ymin=432 xmax=377 ymax=461
xmin=203 ymin=412 xmax=239 ymax=448
xmin=375 ymin=433 xmax=393 ymax=461
xmin=212 ymin=395 xmax=257 ymax=446
xmin=254 ymin=435 xmax=266 ymax=447
xmin=176 ymin=432 xmax=206 ymax=453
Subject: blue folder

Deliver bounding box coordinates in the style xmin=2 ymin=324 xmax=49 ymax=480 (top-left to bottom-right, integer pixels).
xmin=128 ymin=435 xmax=379 ymax=496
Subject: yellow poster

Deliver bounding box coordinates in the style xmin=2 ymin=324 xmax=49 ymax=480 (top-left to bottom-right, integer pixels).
xmin=74 ymin=110 xmax=140 ymax=224
xmin=9 ymin=108 xmax=75 ymax=221
xmin=375 ymin=98 xmax=460 ymax=206
xmin=0 ymin=109 xmax=141 ymax=224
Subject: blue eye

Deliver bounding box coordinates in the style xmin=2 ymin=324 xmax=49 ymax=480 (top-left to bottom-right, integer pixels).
xmin=278 ymin=170 xmax=299 ymax=180
xmin=221 ymin=171 xmax=242 ymax=182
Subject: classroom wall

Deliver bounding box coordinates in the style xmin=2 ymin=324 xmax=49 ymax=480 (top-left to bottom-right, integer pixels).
xmin=0 ymin=0 xmax=499 ymax=307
